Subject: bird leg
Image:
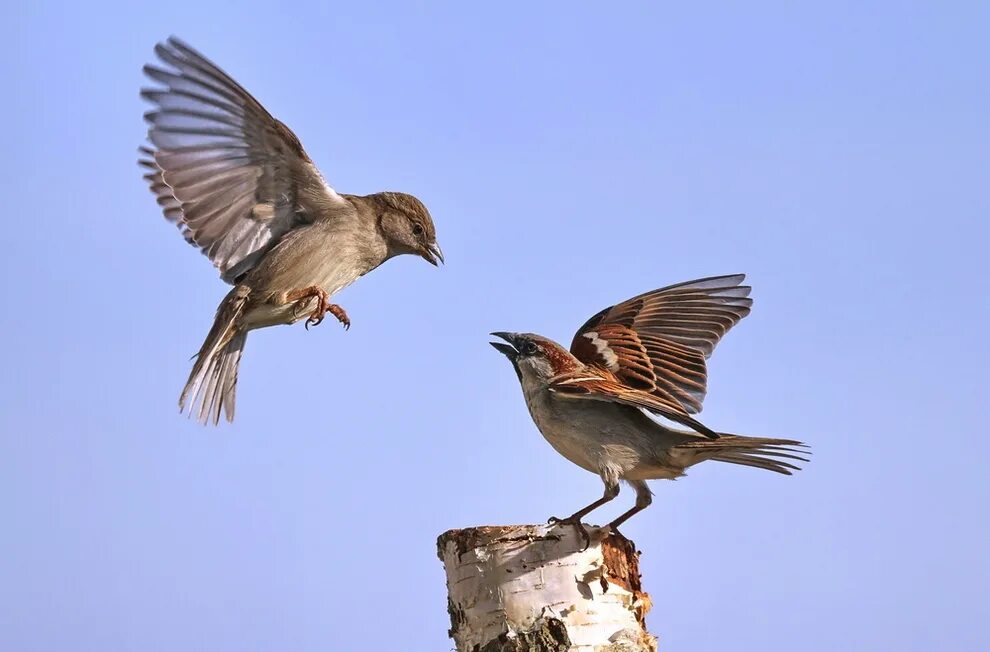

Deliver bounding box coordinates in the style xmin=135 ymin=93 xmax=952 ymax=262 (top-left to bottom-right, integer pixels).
xmin=607 ymin=480 xmax=653 ymax=538
xmin=548 ymin=481 xmax=620 ymax=551
xmin=285 ymin=286 xmax=329 ymax=329
xmin=283 ymin=286 xmax=349 ymax=330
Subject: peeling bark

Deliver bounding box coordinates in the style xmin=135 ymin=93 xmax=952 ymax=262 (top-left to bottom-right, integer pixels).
xmin=437 ymin=524 xmax=657 ymax=652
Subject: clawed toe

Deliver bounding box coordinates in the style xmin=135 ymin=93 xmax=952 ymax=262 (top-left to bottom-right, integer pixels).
xmin=305 ymin=299 xmax=329 ymax=330
xmin=286 ymin=286 xmax=331 ymax=330
xmin=303 ymin=302 xmax=347 ymax=331
xmin=327 ymin=304 xmax=350 ymax=330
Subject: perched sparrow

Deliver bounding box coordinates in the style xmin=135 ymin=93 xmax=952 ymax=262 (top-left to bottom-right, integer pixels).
xmin=491 ymin=274 xmax=807 ymax=545
xmin=139 ymin=37 xmax=443 ymax=425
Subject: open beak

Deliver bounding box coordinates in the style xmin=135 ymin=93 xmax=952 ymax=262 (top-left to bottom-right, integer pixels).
xmin=489 ymin=331 xmax=519 ymax=360
xmin=422 ymin=241 xmax=444 ymax=266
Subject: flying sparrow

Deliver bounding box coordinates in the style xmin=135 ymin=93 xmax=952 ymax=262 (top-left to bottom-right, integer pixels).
xmin=490 ymin=274 xmax=807 ymax=546
xmin=139 ymin=37 xmax=443 ymax=425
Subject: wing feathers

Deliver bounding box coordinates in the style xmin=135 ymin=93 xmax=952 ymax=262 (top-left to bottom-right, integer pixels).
xmin=139 ymin=37 xmax=344 ymax=282
xmin=145 ymin=108 xmax=244 ymax=130
xmin=570 ymin=274 xmax=752 ymax=416
xmin=549 ymin=373 xmax=720 ymax=439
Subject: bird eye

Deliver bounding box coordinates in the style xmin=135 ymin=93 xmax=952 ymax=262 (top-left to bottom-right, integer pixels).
xmin=521 ymin=341 xmax=538 ymax=356
xmin=412 ymin=224 xmax=424 ymax=236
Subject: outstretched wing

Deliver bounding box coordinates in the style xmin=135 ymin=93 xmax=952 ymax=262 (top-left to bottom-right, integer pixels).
xmin=139 ymin=37 xmax=348 ymax=283
xmin=569 ymin=274 xmax=752 ymax=415
xmin=548 ymin=370 xmax=721 ymax=438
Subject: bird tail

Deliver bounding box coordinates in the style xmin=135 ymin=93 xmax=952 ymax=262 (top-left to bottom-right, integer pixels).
xmin=675 ymin=434 xmax=810 ymax=475
xmin=179 ymin=287 xmax=249 ymax=425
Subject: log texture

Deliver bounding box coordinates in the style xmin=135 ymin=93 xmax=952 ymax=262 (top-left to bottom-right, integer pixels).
xmin=437 ymin=524 xmax=656 ymax=652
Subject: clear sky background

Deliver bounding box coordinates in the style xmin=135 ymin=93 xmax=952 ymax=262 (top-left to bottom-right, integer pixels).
xmin=2 ymin=2 xmax=988 ymax=650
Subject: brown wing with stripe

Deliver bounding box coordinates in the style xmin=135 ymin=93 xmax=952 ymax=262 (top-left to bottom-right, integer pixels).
xmin=548 ymin=369 xmax=721 ymax=438
xmin=569 ymin=274 xmax=753 ymax=415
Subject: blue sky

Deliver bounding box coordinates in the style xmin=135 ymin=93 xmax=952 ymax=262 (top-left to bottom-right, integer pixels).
xmin=2 ymin=1 xmax=988 ymax=650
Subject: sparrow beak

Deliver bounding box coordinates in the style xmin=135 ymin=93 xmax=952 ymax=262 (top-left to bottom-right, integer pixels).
xmin=422 ymin=241 xmax=444 ymax=266
xmin=489 ymin=331 xmax=519 ymax=360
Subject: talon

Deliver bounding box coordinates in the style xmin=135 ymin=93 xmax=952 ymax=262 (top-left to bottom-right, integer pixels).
xmin=304 ymin=312 xmax=325 ymax=330
xmin=285 ymin=286 xmax=331 ymax=329
xmin=327 ymin=304 xmax=350 ymax=330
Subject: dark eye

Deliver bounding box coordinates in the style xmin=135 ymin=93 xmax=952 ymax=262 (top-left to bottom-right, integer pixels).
xmin=521 ymin=341 xmax=538 ymax=356
xmin=412 ymin=224 xmax=424 ymax=236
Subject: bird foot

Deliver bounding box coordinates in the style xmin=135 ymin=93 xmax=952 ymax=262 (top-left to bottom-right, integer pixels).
xmin=326 ymin=304 xmax=350 ymax=330
xmin=304 ymin=296 xmax=331 ymax=330
xmin=548 ymin=515 xmax=592 ymax=551
xmin=286 ymin=286 xmax=330 ymax=330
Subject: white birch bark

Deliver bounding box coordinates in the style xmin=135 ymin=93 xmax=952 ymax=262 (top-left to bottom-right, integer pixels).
xmin=437 ymin=524 xmax=656 ymax=652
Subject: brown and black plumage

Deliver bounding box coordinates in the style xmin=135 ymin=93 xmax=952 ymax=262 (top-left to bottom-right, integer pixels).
xmin=490 ymin=274 xmax=807 ymax=545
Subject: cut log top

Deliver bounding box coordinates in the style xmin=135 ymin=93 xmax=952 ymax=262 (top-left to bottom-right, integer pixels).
xmin=437 ymin=524 xmax=656 ymax=652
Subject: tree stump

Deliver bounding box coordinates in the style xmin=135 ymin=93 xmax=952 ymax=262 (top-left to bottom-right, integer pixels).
xmin=437 ymin=524 xmax=656 ymax=651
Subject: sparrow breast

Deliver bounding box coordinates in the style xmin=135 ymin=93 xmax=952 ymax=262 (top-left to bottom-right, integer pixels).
xmin=523 ymin=386 xmax=650 ymax=477
xmin=241 ymin=219 xmax=387 ymax=329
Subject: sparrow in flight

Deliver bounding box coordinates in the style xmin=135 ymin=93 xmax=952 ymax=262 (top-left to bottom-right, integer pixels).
xmin=491 ymin=274 xmax=807 ymax=546
xmin=139 ymin=37 xmax=443 ymax=425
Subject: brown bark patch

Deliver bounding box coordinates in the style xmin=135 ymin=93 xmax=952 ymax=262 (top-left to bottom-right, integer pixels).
xmin=601 ymin=533 xmax=652 ymax=628
xmin=476 ymin=617 xmax=571 ymax=652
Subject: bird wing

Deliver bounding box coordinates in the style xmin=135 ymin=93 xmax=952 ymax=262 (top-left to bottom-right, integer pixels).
xmin=138 ymin=147 xmax=186 ymax=238
xmin=139 ymin=37 xmax=349 ymax=283
xmin=548 ymin=369 xmax=721 ymax=438
xmin=568 ymin=274 xmax=752 ymax=415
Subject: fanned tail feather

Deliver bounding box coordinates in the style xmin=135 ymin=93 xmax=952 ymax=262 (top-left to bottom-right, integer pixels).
xmin=677 ymin=435 xmax=810 ymax=475
xmin=179 ymin=288 xmax=248 ymax=425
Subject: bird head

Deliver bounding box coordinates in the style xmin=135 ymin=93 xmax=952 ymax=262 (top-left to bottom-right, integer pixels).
xmin=489 ymin=332 xmax=581 ymax=384
xmin=372 ymin=192 xmax=443 ymax=266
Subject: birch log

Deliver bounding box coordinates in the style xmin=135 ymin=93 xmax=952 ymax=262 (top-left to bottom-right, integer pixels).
xmin=437 ymin=524 xmax=656 ymax=652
